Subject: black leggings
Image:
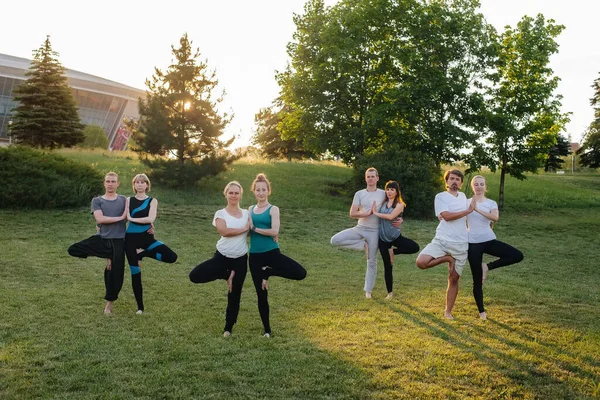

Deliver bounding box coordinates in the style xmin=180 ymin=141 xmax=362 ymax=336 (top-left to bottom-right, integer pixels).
xmin=378 ymin=235 xmax=420 ymax=293
xmin=249 ymin=249 xmax=307 ymax=334
xmin=125 ymin=233 xmax=177 ymax=312
xmin=468 ymin=239 xmax=524 ymax=313
xmin=189 ymin=251 xmax=248 ymax=332
xmin=68 ymin=235 xmax=125 ymax=302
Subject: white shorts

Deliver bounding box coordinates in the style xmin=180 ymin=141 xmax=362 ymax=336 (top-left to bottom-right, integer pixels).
xmin=420 ymin=238 xmax=468 ymax=275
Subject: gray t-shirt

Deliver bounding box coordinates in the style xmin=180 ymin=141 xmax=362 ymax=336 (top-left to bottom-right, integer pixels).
xmin=352 ymin=188 xmax=385 ymax=229
xmin=91 ymin=195 xmax=127 ymax=239
xmin=378 ymin=202 xmax=401 ymax=242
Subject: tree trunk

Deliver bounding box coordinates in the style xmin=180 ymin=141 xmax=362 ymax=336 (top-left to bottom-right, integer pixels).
xmin=499 ymin=149 xmax=507 ymax=211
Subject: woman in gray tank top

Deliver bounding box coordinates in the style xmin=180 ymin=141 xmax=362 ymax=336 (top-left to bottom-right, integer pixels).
xmin=372 ymin=181 xmax=420 ymax=299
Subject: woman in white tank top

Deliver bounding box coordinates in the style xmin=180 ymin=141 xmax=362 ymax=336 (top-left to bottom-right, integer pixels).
xmin=467 ymin=176 xmax=524 ymax=320
xmin=189 ymin=181 xmax=250 ymax=337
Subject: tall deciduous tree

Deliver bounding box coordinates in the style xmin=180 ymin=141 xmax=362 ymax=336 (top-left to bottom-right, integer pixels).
xmin=9 ymin=36 xmax=84 ymax=149
xmin=277 ymin=0 xmax=494 ymax=166
xmin=134 ymin=34 xmax=236 ymax=186
xmin=577 ymin=73 xmax=600 ymax=169
xmin=474 ymin=15 xmax=569 ymax=209
xmin=253 ymin=105 xmax=317 ymax=160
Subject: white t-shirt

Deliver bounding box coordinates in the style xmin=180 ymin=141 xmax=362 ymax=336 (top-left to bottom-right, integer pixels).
xmin=353 ymin=188 xmax=386 ymax=229
xmin=434 ymin=191 xmax=469 ymax=243
xmin=213 ymin=208 xmax=249 ymax=258
xmin=467 ymin=198 xmax=498 ymax=243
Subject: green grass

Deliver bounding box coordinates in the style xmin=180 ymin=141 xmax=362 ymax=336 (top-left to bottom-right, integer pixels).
xmin=1 ymin=150 xmax=599 ymax=399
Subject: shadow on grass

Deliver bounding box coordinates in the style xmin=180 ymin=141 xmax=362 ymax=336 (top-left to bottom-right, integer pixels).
xmin=379 ymin=299 xmax=598 ymax=398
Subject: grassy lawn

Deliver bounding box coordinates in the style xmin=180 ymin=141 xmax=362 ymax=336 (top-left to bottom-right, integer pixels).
xmin=1 ymin=149 xmax=599 ymax=399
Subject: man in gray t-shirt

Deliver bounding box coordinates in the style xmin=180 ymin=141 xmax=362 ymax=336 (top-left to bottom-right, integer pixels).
xmin=68 ymin=172 xmax=127 ymax=314
xmin=92 ymin=196 xmax=127 ymax=239
xmin=331 ymin=167 xmax=385 ymax=298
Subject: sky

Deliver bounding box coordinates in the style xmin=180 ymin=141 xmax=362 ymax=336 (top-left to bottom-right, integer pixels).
xmin=2 ymin=0 xmax=598 ymax=147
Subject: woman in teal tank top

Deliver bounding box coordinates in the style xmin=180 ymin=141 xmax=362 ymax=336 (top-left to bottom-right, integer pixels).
xmin=248 ymin=173 xmax=307 ymax=337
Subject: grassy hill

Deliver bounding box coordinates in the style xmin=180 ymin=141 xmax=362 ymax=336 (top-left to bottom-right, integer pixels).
xmin=1 ymin=149 xmax=599 ymax=399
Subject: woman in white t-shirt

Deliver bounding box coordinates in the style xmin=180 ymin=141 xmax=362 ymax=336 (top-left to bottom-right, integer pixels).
xmin=189 ymin=181 xmax=250 ymax=337
xmin=467 ymin=176 xmax=524 ymax=320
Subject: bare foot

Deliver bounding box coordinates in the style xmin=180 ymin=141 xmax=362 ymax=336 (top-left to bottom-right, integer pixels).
xmin=444 ymin=311 xmax=454 ymax=320
xmin=105 ymin=259 xmax=112 ymax=271
xmin=262 ymin=279 xmax=269 ymax=291
xmin=389 ymin=248 xmax=395 ymax=264
xmin=479 ymin=312 xmax=487 ymax=320
xmin=104 ymin=301 xmax=113 ymax=314
xmin=482 ymin=263 xmax=489 ymax=284
xmin=365 ymin=291 xmax=372 ymax=299
xmin=136 ymin=248 xmax=144 ymax=254
xmin=385 ymin=293 xmax=393 ymax=300
xmin=223 ymin=331 xmax=231 ymax=337
xmin=227 ymin=270 xmax=235 ymax=293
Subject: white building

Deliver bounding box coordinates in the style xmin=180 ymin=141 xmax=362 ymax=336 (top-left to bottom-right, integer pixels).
xmin=0 ymin=53 xmax=145 ymax=149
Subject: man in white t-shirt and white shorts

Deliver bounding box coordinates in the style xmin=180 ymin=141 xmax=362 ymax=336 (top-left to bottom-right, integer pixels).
xmin=416 ymin=169 xmax=475 ymax=319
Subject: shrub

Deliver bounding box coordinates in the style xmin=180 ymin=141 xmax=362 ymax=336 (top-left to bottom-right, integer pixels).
xmin=79 ymin=125 xmax=109 ymax=149
xmin=352 ymin=148 xmax=443 ymax=219
xmin=0 ymin=146 xmax=103 ymax=209
xmin=142 ymin=152 xmax=240 ymax=188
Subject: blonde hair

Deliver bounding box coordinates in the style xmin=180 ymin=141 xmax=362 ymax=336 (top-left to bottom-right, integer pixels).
xmin=223 ymin=181 xmax=243 ymax=197
xmin=251 ymin=173 xmax=271 ymax=194
xmin=365 ymin=167 xmax=379 ymax=177
xmin=471 ymin=175 xmax=487 ymax=192
xmin=132 ymin=173 xmax=151 ymax=193
xmin=104 ymin=172 xmax=119 ymax=181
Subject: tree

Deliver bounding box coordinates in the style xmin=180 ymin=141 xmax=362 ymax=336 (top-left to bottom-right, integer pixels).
xmin=472 ymin=15 xmax=569 ymax=209
xmin=9 ymin=36 xmax=84 ymax=149
xmin=544 ymin=134 xmax=570 ymax=172
xmin=252 ymin=105 xmax=317 ymax=160
xmin=277 ymin=0 xmax=494 ymax=166
xmin=389 ymin=0 xmax=494 ymax=167
xmin=577 ymin=73 xmax=600 ymax=169
xmin=134 ymin=33 xmax=236 ymax=186
xmin=79 ymin=124 xmax=109 ymax=149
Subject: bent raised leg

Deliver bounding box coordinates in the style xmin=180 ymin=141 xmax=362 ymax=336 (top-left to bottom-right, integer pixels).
xmin=486 ymin=240 xmax=523 ymax=270
xmin=138 ymin=239 xmax=178 ymax=263
xmin=189 ymin=252 xmax=230 ymax=283
xmin=264 ymin=249 xmax=307 ymax=281
xmin=392 ymin=235 xmax=420 ymax=255
xmin=330 ymin=227 xmax=367 ymax=251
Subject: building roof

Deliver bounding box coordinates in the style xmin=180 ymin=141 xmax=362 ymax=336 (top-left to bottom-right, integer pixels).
xmin=0 ymin=53 xmax=145 ymax=101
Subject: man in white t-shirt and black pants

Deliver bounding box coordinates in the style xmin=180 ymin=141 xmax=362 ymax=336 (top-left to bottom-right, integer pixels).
xmin=416 ymin=169 xmax=475 ymax=319
xmin=331 ymin=167 xmax=387 ymax=299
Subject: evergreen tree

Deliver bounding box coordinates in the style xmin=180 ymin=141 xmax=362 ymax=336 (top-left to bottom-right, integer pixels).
xmin=577 ymin=73 xmax=600 ymax=169
xmin=134 ymin=33 xmax=237 ymax=186
xmin=9 ymin=36 xmax=84 ymax=149
xmin=544 ymin=134 xmax=570 ymax=172
xmin=137 ymin=33 xmax=233 ymax=162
